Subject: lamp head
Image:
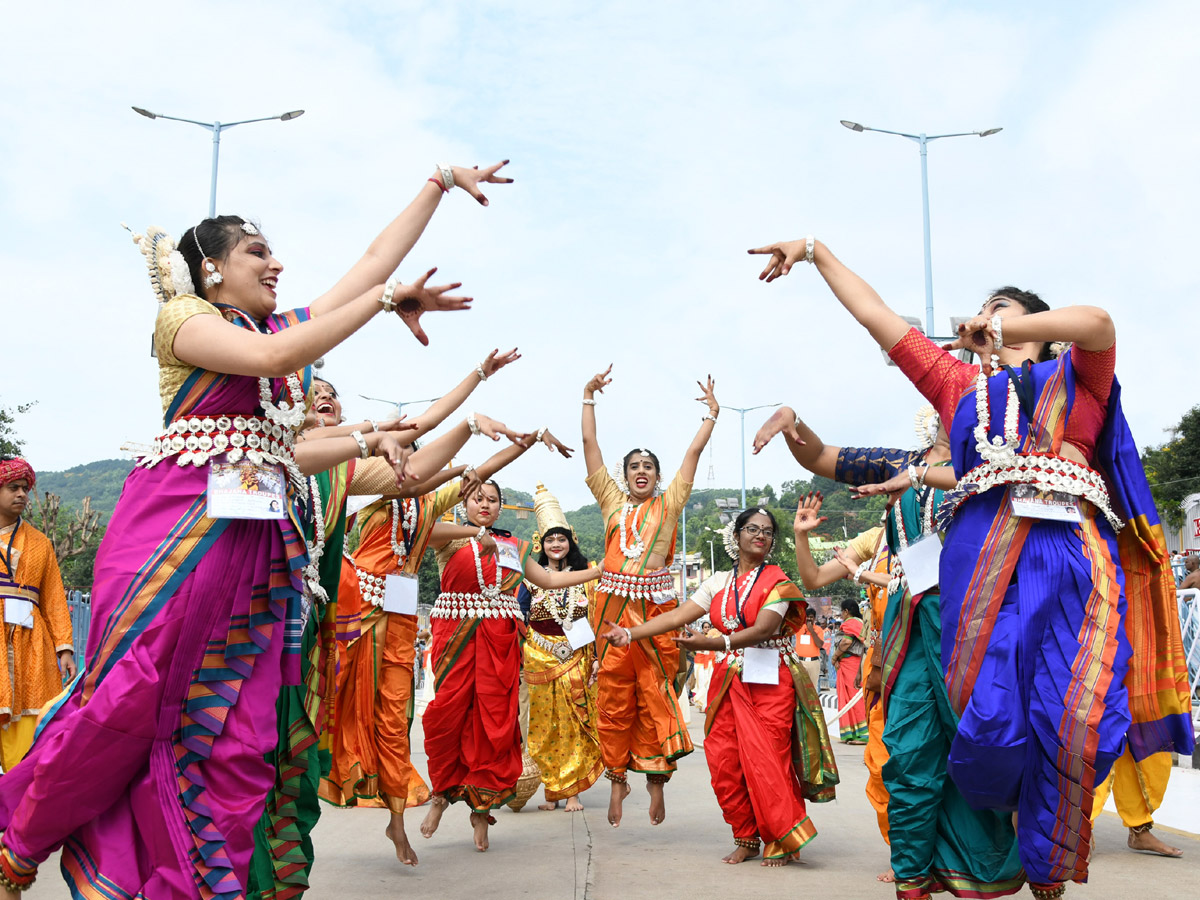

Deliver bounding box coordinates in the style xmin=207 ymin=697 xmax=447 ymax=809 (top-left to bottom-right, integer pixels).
xmin=280 ymin=109 xmax=305 ymax=121
xmin=978 ymin=127 xmax=1003 ymax=137
xmin=840 ymin=120 xmax=865 ymax=132
xmin=132 ymin=107 xmax=157 ymax=119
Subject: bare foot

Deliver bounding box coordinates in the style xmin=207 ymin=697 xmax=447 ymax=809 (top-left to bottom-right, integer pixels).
xmin=647 ymin=779 xmax=666 ymax=825
xmin=878 ymin=868 xmax=896 ymax=883
xmin=420 ymin=794 xmax=448 ymax=839
xmin=1 ymin=888 xmax=20 ymax=900
xmin=385 ymin=812 xmax=418 ymax=866
xmin=470 ymin=811 xmax=491 ymax=852
xmin=762 ymin=853 xmax=792 ymax=868
xmin=607 ymin=780 xmax=631 ymax=827
xmin=1128 ymin=827 xmax=1183 ymax=858
xmin=538 ymin=799 xmax=559 ymax=811
xmin=564 ymin=794 xmax=584 ymax=812
xmin=722 ymin=844 xmax=760 ymax=864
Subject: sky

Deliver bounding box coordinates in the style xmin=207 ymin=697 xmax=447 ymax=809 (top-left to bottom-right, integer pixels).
xmin=3 ymin=1 xmax=1197 ymax=510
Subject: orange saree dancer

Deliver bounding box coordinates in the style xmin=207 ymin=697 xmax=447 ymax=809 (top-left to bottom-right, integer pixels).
xmin=321 ymin=482 xmax=461 ymax=813
xmin=704 ymin=565 xmax=839 ymax=859
xmin=423 ymin=534 xmax=533 ymax=812
xmin=585 ymin=467 xmax=692 ymax=782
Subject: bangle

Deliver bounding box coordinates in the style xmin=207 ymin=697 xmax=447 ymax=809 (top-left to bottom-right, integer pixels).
xmin=623 ymin=626 xmax=633 ymax=644
xmin=991 ymin=314 xmax=1004 ymax=351
xmin=723 ymin=633 xmax=732 ymax=653
xmin=475 ymin=364 xmax=488 ymax=382
xmin=351 ymin=430 xmax=370 ymax=459
xmin=367 ymin=419 xmax=380 ymax=434
xmin=475 ymin=525 xmax=488 ymax=540
xmin=582 ymin=398 xmax=597 ymax=406
xmin=380 ymin=279 xmax=399 ymax=313
xmin=853 ymin=559 xmax=870 ymax=584
xmin=427 ymin=177 xmax=448 ymax=194
xmin=536 ymin=426 xmax=548 ymax=441
xmin=908 ymin=464 xmax=922 ymax=491
xmin=437 ymin=163 xmax=455 ymax=191
xmin=702 ymin=413 xmax=717 ymax=423
xmin=468 ymin=413 xmax=481 ymax=436
xmin=463 ymin=464 xmax=477 ymax=479
xmin=804 ymin=235 xmax=815 ymax=264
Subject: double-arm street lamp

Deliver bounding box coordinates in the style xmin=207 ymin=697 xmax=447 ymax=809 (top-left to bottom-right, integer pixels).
xmin=840 ymin=120 xmax=1002 ymax=337
xmin=132 ymin=107 xmax=305 ymax=218
xmin=724 ymin=402 xmax=781 ymax=509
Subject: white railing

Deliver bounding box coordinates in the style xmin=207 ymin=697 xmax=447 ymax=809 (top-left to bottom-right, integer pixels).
xmin=1177 ymin=589 xmax=1200 ymax=734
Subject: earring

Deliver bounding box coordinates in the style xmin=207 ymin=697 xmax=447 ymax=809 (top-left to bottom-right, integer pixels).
xmin=204 ymin=271 xmax=223 ymax=288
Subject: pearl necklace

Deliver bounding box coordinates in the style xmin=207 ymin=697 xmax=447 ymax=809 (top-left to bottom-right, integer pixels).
xmin=259 ymin=371 xmax=307 ymax=433
xmin=471 ymin=536 xmax=503 ymax=601
xmin=617 ymin=503 xmax=647 ymax=560
xmin=302 ymin=475 xmax=329 ymax=609
xmin=390 ymin=498 xmax=418 ymax=567
xmin=538 ymin=566 xmax=588 ymax=628
xmin=719 ymin=566 xmax=762 ymax=632
xmin=973 ymin=354 xmax=1021 ymax=466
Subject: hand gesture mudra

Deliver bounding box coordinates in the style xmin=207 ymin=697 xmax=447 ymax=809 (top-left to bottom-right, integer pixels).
xmin=538 ymin=429 xmax=575 ymax=459
xmin=696 ymin=375 xmax=719 ymax=417
xmin=375 ymin=434 xmax=416 ymax=484
xmin=792 ymin=491 xmax=828 ymax=534
xmin=600 ymin=620 xmax=630 ymax=647
xmin=391 ymin=267 xmax=473 ymax=346
xmin=450 ymin=160 xmax=514 ymax=207
xmin=848 ymin=471 xmax=910 ymax=502
xmin=480 ymin=347 xmax=521 ymax=378
xmin=375 ymin=416 xmax=419 ymax=433
xmin=752 ymin=406 xmax=803 ymax=455
xmin=584 ymin=365 xmax=613 ymax=396
xmin=941 ymin=314 xmax=998 ymax=355
xmin=747 ymin=239 xmax=811 ymax=282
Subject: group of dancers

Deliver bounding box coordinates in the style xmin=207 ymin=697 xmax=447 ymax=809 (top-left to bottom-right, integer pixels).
xmin=0 ymin=160 xmax=1192 ymax=900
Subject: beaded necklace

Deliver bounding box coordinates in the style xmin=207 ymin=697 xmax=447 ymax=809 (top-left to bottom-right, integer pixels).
xmin=617 ymin=502 xmax=647 ymax=560
xmin=471 ymin=536 xmax=503 ymax=601
xmin=719 ymin=563 xmax=764 ymax=632
xmin=302 ymin=475 xmax=329 ymax=606
xmin=390 ymin=498 xmax=418 ymax=567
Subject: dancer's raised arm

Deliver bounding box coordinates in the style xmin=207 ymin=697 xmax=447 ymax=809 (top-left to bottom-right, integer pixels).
xmin=676 ymin=376 xmax=720 ymax=484
xmin=581 ymin=365 xmax=612 ymax=476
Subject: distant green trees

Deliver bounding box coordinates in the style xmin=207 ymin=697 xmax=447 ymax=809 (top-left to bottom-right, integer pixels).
xmin=1142 ymin=405 xmax=1200 ymax=530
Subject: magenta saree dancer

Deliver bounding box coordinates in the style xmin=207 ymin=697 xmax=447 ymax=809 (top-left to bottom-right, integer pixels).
xmin=0 ymin=296 xmax=311 ymax=898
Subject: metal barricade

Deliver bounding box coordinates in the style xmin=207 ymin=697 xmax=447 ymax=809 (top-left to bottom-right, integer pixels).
xmin=66 ymin=589 xmax=91 ymax=666
xmin=1177 ymin=590 xmax=1200 ymax=723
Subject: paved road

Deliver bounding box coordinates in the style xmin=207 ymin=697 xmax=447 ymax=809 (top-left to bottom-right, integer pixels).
xmin=24 ymin=711 xmax=1200 ymax=898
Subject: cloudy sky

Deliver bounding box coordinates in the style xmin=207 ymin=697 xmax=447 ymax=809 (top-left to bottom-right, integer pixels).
xmin=3 ymin=1 xmax=1196 ymax=509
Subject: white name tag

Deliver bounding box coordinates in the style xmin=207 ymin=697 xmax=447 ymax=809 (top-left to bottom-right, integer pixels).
xmin=563 ymin=616 xmax=596 ymax=650
xmin=4 ymin=598 xmax=34 ymax=629
xmin=207 ymin=458 xmax=287 ymax=520
xmin=897 ymin=534 xmax=942 ymax=596
xmin=383 ymin=573 xmax=419 ymax=615
xmin=1009 ymin=485 xmax=1083 ymax=523
xmin=741 ymin=647 xmax=779 ymax=684
xmin=798 ymin=633 xmax=812 ymax=645
xmin=495 ymin=538 xmax=522 ymax=572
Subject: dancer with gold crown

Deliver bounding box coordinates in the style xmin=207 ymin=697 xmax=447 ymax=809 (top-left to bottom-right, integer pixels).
xmin=523 ymin=482 xmax=603 ymax=812
xmin=581 ymin=366 xmax=719 ymax=828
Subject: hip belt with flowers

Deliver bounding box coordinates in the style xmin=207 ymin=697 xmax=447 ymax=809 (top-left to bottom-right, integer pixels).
xmin=431 ymin=590 xmax=522 ymax=620
xmin=598 ymin=568 xmax=676 ymax=604
xmin=716 ymin=634 xmax=796 ymax=667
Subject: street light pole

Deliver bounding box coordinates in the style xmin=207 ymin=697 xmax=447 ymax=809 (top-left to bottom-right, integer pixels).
xmin=132 ymin=107 xmax=305 ymax=218
xmin=359 ymin=395 xmax=439 ymax=418
xmin=840 ymin=120 xmax=1002 ymax=336
xmin=725 ymin=403 xmax=781 ymax=508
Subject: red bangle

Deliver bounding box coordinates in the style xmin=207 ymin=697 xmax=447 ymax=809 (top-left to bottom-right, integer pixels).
xmin=427 ymin=177 xmax=448 ymax=193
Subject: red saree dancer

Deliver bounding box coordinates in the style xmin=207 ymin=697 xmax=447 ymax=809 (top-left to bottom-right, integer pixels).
xmin=834 ymin=602 xmax=868 ymax=743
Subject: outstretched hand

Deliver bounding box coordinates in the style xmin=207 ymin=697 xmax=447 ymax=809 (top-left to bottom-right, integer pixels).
xmin=673 ymin=627 xmax=719 ymax=651
xmin=696 ymin=375 xmax=719 ymax=418
xmin=585 ymin=365 xmax=613 ymax=396
xmin=793 ymin=491 xmax=828 ymax=534
xmin=391 ymin=268 xmax=473 ymax=346
xmin=375 ymin=434 xmax=416 ymax=484
xmin=752 ymin=406 xmax=803 ymax=455
xmin=600 ymin=620 xmax=630 ymax=647
xmin=376 ymin=416 xmax=419 ymax=433
xmin=472 ymin=413 xmax=521 ymax=443
xmin=480 ymin=347 xmax=521 ymax=378
xmin=747 ymin=240 xmax=810 ymax=282
xmin=832 ymin=547 xmax=861 ymax=578
xmin=848 ymin=471 xmax=910 ymax=502
xmin=451 ymin=160 xmax=514 ymax=207
xmin=538 ymin=429 xmax=574 ymax=459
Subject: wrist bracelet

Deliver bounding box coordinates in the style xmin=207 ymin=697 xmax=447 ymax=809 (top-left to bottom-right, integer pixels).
xmin=468 ymin=413 xmax=481 ymax=436
xmin=702 ymin=413 xmax=717 ymax=423
xmin=582 ymin=398 xmax=597 ymax=406
xmin=380 ymin=279 xmax=399 ymax=313
xmin=368 ymin=419 xmax=380 ymax=434
xmin=475 ymin=364 xmax=488 ymax=382
xmin=804 ymin=235 xmax=815 ymax=264
xmin=723 ymin=633 xmax=732 ymax=653
xmin=908 ymin=464 xmax=921 ymax=491
xmin=536 ymin=426 xmax=548 ymax=441
xmin=475 ymin=525 xmax=488 ymax=540
xmin=437 ymin=163 xmax=455 ymax=191
xmin=991 ymin=314 xmax=1004 ymax=351
xmin=351 ymin=430 xmax=370 ymax=459
xmin=427 ymin=177 xmax=448 ymax=194
xmin=463 ymin=464 xmax=477 ymax=479
xmin=853 ymin=559 xmax=870 ymax=584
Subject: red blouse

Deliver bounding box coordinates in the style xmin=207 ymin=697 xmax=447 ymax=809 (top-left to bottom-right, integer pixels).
xmin=887 ymin=328 xmax=1116 ymax=464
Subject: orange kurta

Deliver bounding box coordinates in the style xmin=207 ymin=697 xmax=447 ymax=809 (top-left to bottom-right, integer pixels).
xmin=860 ymin=540 xmax=892 ymax=842
xmin=585 ymin=467 xmax=692 ymax=779
xmin=321 ymin=481 xmax=460 ymax=813
xmin=0 ymin=522 xmax=72 ymax=729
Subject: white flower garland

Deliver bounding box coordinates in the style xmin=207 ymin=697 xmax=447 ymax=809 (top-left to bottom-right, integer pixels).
xmin=390 ymin=498 xmax=418 ymax=567
xmin=302 ymin=475 xmax=329 ymax=607
xmin=617 ymin=503 xmax=647 ymax=560
xmin=472 ymin=537 xmax=503 ymax=601
xmin=973 ymin=355 xmax=1020 ymax=467
xmin=718 ymin=566 xmax=762 ymax=632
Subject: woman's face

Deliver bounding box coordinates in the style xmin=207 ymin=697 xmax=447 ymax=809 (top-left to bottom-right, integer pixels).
xmin=466 ymin=484 xmax=502 ymax=526
xmin=304 ymin=380 xmax=343 ymax=430
xmin=625 ymin=454 xmax=659 ymax=501
xmin=736 ymin=511 xmax=774 ymax=561
xmin=979 ymin=295 xmax=1045 ymax=367
xmin=209 ymin=233 xmax=283 ymax=318
xmin=543 ymin=532 xmax=570 ymax=561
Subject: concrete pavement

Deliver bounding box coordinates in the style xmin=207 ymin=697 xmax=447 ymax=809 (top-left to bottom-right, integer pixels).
xmin=23 ymin=710 xmax=1200 ymax=898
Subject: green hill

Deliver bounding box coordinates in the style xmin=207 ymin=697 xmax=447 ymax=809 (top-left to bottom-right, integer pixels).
xmin=36 ymin=458 xmax=134 ymax=520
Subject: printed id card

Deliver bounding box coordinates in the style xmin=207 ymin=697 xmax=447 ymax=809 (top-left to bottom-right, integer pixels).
xmin=563 ymin=616 xmax=596 ymax=650
xmin=741 ymin=647 xmax=780 ymax=684
xmin=897 ymin=534 xmax=942 ymax=596
xmin=1009 ymin=485 xmax=1082 ymax=523
xmin=383 ymin=572 xmax=419 ymax=615
xmin=495 ymin=537 xmax=523 ymax=572
xmin=4 ymin=598 xmax=34 ymax=629
xmin=207 ymin=457 xmax=287 ymax=520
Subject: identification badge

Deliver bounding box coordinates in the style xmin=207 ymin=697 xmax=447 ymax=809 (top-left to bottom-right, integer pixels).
xmin=741 ymin=647 xmax=779 ymax=684
xmin=495 ymin=537 xmax=523 ymax=572
xmin=897 ymin=534 xmax=942 ymax=596
xmin=798 ymin=633 xmax=812 ymax=645
xmin=563 ymin=616 xmax=596 ymax=650
xmin=1009 ymin=485 xmax=1083 ymax=523
xmin=207 ymin=457 xmax=287 ymax=520
xmin=4 ymin=598 xmax=34 ymax=629
xmin=383 ymin=572 xmax=419 ymax=615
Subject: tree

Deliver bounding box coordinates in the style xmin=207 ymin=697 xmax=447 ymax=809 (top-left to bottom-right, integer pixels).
xmin=0 ymin=400 xmax=34 ymax=457
xmin=29 ymin=492 xmax=102 ymax=563
xmin=1142 ymin=405 xmax=1200 ymax=530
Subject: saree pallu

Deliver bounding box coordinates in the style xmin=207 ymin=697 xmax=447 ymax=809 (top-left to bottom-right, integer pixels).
xmin=704 ymin=566 xmax=837 ymax=858
xmin=523 ymin=629 xmax=602 ymax=801
xmin=939 ymin=351 xmax=1192 ymax=887
xmin=0 ymin=305 xmax=309 ymax=898
xmin=835 ymin=618 xmax=867 ymax=742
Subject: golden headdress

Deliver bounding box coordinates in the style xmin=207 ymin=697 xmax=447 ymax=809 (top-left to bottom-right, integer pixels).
xmin=532 ymin=482 xmax=575 ymax=552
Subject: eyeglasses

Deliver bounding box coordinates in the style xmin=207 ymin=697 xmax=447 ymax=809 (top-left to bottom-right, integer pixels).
xmin=741 ymin=525 xmax=775 ymax=538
